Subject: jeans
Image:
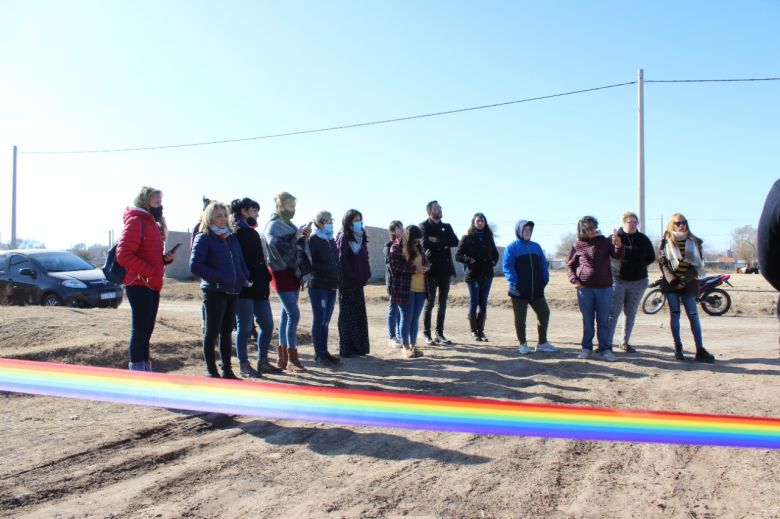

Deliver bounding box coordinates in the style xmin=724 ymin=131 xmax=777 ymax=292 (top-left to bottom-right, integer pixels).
xmin=387 ymin=302 xmax=401 ymax=339
xmin=576 ymin=287 xmax=614 ymax=352
xmin=236 ymin=297 xmax=274 ymax=363
xmin=126 ymin=285 xmax=160 ymax=363
xmin=400 ymin=291 xmax=427 ymax=345
xmin=608 ymin=278 xmax=648 ymax=346
xmin=277 ymin=290 xmax=300 ymax=349
xmin=202 ymin=290 xmax=238 ymax=370
xmin=309 ymin=287 xmax=337 ymax=357
xmin=511 ymin=297 xmax=550 ymax=344
xmin=424 ymin=273 xmax=451 ymax=335
xmin=466 ymin=277 xmax=493 ymax=316
xmin=666 ymin=292 xmax=703 ymax=349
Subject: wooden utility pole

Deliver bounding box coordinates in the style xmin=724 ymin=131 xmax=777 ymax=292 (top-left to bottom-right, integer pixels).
xmin=11 ymin=146 xmax=17 ymax=249
xmin=637 ymin=69 xmax=646 ymax=234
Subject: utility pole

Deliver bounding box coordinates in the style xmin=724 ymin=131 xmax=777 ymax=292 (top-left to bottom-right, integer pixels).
xmin=637 ymin=69 xmax=646 ymax=234
xmin=11 ymin=146 xmax=17 ymax=249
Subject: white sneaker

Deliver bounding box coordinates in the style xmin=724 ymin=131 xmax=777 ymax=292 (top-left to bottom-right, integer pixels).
xmin=536 ymin=342 xmax=558 ymax=353
xmin=388 ymin=337 xmax=402 ymax=348
xmin=518 ymin=343 xmax=531 ymax=354
xmin=601 ymin=350 xmax=617 ymax=362
xmin=577 ymin=349 xmax=593 ymax=359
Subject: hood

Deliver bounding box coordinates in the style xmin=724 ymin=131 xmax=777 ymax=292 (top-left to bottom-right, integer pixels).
xmin=49 ymin=268 xmax=117 ymax=285
xmin=123 ymin=206 xmax=154 ymax=225
xmin=515 ymin=219 xmax=535 ymax=241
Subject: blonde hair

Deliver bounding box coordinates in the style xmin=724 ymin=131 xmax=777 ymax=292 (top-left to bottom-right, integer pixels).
xmin=622 ymin=211 xmax=639 ymax=223
xmin=133 ymin=186 xmax=167 ymax=238
xmin=664 ymin=213 xmax=696 ymax=240
xmin=274 ymin=191 xmax=296 ymax=211
xmin=200 ymin=201 xmax=230 ymax=232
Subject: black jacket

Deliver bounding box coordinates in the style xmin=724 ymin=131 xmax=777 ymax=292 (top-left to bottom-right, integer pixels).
xmin=759 ymin=179 xmax=780 ymax=293
xmin=420 ymin=218 xmax=459 ymax=277
xmin=383 ymin=240 xmax=395 ymax=290
xmin=613 ymin=229 xmax=655 ymax=281
xmin=455 ymin=234 xmax=499 ymax=282
xmin=309 ymin=234 xmax=339 ymax=290
xmin=234 ymin=226 xmax=271 ymax=300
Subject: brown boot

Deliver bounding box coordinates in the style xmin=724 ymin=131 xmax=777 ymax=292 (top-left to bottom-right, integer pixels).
xmin=276 ymin=345 xmax=288 ymax=370
xmin=286 ymin=348 xmax=307 ymax=373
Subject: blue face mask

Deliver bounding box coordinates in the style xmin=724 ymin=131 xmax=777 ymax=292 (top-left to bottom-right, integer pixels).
xmin=324 ymin=223 xmax=334 ymax=236
xmin=353 ymin=221 xmax=363 ymax=233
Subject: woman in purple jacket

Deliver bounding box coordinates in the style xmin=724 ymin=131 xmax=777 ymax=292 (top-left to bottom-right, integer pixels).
xmin=567 ymin=216 xmax=623 ymax=361
xmin=336 ymin=209 xmax=371 ymax=357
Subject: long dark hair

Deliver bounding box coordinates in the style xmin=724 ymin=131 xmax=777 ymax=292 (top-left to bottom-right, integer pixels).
xmin=402 ymin=225 xmax=423 ymax=263
xmin=342 ymin=209 xmax=368 ymax=243
xmin=466 ymin=212 xmax=493 ymax=238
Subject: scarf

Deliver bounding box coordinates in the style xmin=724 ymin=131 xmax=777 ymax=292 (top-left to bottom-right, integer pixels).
xmin=209 ymin=225 xmax=230 ymax=239
xmin=665 ymin=234 xmax=704 ymax=272
xmin=350 ymin=233 xmax=363 ymax=255
xmin=315 ymin=228 xmax=334 ymax=241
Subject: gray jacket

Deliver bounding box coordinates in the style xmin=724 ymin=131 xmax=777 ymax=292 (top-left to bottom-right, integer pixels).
xmin=264 ymin=213 xmax=310 ymax=279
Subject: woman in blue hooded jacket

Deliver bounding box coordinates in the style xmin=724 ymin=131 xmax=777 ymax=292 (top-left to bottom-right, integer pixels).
xmin=190 ymin=201 xmax=250 ymax=378
xmin=502 ymin=220 xmax=557 ymax=355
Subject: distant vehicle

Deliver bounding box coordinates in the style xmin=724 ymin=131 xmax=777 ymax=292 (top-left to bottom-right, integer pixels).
xmin=0 ymin=249 xmax=123 ymax=308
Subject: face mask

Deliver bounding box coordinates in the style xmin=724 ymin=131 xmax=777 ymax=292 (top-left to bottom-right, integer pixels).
xmin=246 ymin=216 xmax=258 ymax=228
xmin=281 ymin=209 xmax=295 ymax=220
xmin=149 ymin=205 xmax=163 ymax=218
xmin=353 ymin=221 xmax=363 ymax=233
xmin=209 ymin=224 xmax=230 ymax=237
xmin=324 ymin=223 xmax=334 ymax=236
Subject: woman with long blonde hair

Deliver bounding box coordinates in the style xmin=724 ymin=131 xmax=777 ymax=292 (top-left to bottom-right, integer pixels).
xmin=657 ymin=213 xmax=715 ymax=363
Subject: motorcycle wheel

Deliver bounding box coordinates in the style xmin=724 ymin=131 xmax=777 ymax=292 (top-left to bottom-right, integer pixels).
xmin=641 ymin=289 xmax=666 ymax=315
xmin=700 ymin=288 xmax=731 ymax=316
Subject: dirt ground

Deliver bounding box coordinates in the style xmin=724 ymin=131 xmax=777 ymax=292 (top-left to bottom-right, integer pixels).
xmin=2 ymin=271 xmax=779 ymax=518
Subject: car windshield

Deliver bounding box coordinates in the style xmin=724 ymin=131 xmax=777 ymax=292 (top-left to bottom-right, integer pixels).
xmin=30 ymin=252 xmax=96 ymax=272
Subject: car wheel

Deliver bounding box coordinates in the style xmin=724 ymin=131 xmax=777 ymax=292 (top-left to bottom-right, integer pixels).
xmin=42 ymin=293 xmax=63 ymax=306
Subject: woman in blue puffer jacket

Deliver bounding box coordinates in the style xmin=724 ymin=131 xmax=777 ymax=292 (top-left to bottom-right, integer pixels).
xmin=190 ymin=201 xmax=250 ymax=379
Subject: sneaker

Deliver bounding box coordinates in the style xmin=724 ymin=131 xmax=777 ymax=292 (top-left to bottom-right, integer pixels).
xmin=518 ymin=343 xmax=531 ymax=354
xmin=577 ymin=349 xmax=593 ymax=359
xmin=470 ymin=331 xmax=480 ymax=341
xmin=403 ymin=346 xmax=423 ymax=358
xmin=621 ymin=342 xmax=637 ymax=353
xmin=221 ymin=367 xmax=240 ymax=380
xmin=424 ymin=334 xmax=437 ymax=345
xmin=324 ymin=352 xmax=340 ymax=364
xmin=536 ymin=342 xmax=558 ymax=353
xmin=239 ymin=362 xmax=261 ymax=378
xmin=435 ymin=333 xmax=452 ymax=345
xmin=478 ymin=332 xmax=489 ymax=342
xmin=388 ymin=337 xmax=403 ymax=348
xmin=257 ymin=360 xmax=284 ymax=374
xmin=315 ymin=355 xmax=334 ymax=366
xmin=695 ymin=349 xmax=715 ymax=363
xmin=601 ymin=350 xmax=617 ymax=362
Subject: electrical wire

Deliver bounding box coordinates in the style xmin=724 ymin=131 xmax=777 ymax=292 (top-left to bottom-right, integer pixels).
xmin=18 ymin=77 xmax=780 ymax=155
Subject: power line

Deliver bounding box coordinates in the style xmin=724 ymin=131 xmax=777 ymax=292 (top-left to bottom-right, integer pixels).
xmin=19 ymin=77 xmax=780 ymax=155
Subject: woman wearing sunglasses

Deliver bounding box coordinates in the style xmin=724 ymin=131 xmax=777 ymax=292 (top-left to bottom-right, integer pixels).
xmin=658 ymin=214 xmax=715 ymax=363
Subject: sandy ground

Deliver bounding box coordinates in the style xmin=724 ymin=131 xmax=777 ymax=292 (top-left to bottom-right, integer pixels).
xmin=2 ymin=272 xmax=780 ymax=518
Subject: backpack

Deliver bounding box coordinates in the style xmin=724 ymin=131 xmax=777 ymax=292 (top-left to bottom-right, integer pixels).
xmin=103 ymin=221 xmax=144 ymax=284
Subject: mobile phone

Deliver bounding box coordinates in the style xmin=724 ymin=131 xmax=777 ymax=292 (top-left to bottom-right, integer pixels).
xmin=167 ymin=243 xmax=182 ymax=255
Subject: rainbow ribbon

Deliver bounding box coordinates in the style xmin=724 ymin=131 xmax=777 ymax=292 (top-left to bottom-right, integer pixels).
xmin=2 ymin=358 xmax=779 ymax=449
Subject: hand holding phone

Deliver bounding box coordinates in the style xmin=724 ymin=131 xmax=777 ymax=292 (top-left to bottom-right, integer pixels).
xmin=164 ymin=243 xmax=182 ymax=261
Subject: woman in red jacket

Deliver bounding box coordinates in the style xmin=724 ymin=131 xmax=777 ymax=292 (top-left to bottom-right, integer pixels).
xmin=116 ymin=187 xmax=176 ymax=371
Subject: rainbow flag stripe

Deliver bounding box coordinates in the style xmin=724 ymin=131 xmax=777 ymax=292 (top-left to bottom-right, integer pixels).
xmin=2 ymin=358 xmax=779 ymax=449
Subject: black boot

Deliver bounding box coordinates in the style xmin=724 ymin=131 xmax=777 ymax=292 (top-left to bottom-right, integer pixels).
xmin=221 ymin=364 xmax=240 ymax=379
xmin=695 ymin=347 xmax=715 ymax=363
xmin=476 ymin=312 xmax=488 ymax=342
xmin=468 ymin=313 xmax=479 ymax=340
xmin=673 ymin=344 xmax=686 ymax=361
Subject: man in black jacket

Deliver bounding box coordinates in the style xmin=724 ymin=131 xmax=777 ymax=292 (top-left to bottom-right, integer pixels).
xmin=758 ymin=179 xmax=780 ymax=354
xmin=420 ymin=200 xmax=459 ymax=344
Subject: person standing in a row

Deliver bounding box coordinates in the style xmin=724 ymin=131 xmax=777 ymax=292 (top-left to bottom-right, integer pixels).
xmin=337 ymin=209 xmax=371 ymax=357
xmin=190 ymin=201 xmax=250 ymax=378
xmin=117 ymin=186 xmax=176 ymax=372
xmin=455 ymin=212 xmax=498 ymax=341
xmin=309 ymin=210 xmax=340 ymax=366
xmin=389 ymin=225 xmax=430 ymax=358
xmin=265 ymin=192 xmax=311 ymax=373
xmin=231 ymin=197 xmax=280 ymax=377
xmin=503 ymin=219 xmax=557 ymax=354
xmin=420 ymin=200 xmax=459 ymax=345
xmin=568 ymin=216 xmax=623 ymax=361
xmin=384 ymin=220 xmax=404 ymax=347
xmin=758 ymin=179 xmax=780 ymax=355
xmin=658 ymin=214 xmax=714 ymax=363
xmin=607 ymin=212 xmax=655 ymax=353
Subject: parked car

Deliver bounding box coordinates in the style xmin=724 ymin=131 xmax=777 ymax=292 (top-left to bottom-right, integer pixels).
xmin=0 ymin=249 xmax=123 ymax=308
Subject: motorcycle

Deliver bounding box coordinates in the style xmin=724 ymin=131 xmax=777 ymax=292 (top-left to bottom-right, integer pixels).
xmin=641 ymin=274 xmax=734 ymax=316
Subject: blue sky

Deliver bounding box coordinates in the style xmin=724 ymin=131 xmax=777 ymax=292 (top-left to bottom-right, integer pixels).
xmin=1 ymin=1 xmax=778 ymax=255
